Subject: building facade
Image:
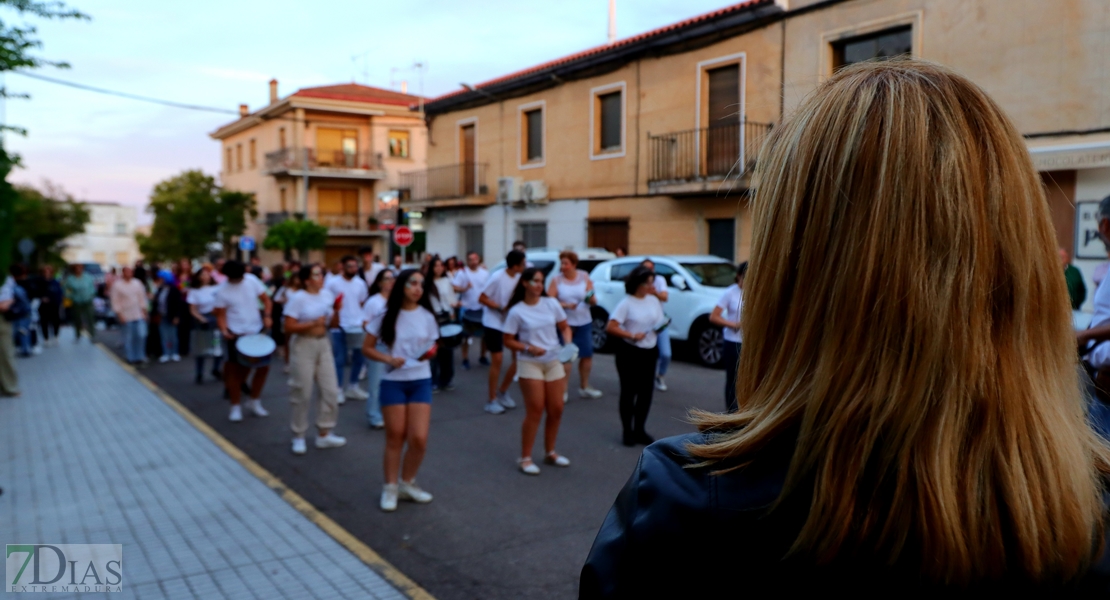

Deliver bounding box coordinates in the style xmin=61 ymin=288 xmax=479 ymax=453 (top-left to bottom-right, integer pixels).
xmin=411 ymin=0 xmax=1110 ymax=288
xmin=62 ymin=201 xmax=141 ymax=269
xmin=210 ymin=80 xmax=427 ymax=266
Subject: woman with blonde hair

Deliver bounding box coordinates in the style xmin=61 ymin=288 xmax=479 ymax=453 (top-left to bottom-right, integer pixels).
xmin=581 ymin=60 xmax=1110 ymax=595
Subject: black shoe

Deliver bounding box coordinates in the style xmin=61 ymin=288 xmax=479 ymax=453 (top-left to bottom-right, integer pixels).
xmin=479 ymin=356 xmax=490 ymax=366
xmin=241 ymin=382 xmax=251 ymax=395
xmin=634 ymin=431 xmax=655 ymax=446
xmin=622 ymin=431 xmax=635 ymax=447
xmin=194 ymin=373 xmax=203 ymax=384
xmin=212 ymin=369 xmax=222 ymax=379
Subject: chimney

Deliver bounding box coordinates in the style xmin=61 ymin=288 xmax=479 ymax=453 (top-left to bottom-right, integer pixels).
xmin=608 ymin=0 xmax=617 ymax=44
xmin=269 ymin=78 xmax=279 ymax=104
xmin=401 ymin=80 xmax=408 ymax=94
xmin=239 ymin=103 xmax=249 ymax=117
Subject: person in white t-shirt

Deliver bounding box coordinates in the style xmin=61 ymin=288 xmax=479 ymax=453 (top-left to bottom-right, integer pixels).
xmin=213 ymin=260 xmax=273 ymax=423
xmin=478 ymin=250 xmax=526 ymax=415
xmin=187 ymin=267 xmax=223 ymax=384
xmin=361 ymin=269 xmax=395 ymax=430
xmin=549 ymin=251 xmax=602 ymax=399
xmin=325 ymin=255 xmax=371 ymax=405
xmin=358 ymin=246 xmax=385 ymax=289
xmin=641 ymin=259 xmax=672 ymax=392
xmin=452 ymin=251 xmax=491 ymax=369
xmin=283 ymin=264 xmax=348 ymax=455
xmin=362 ymin=269 xmax=440 ymax=512
xmin=710 ymin=262 xmax=748 ymax=412
xmin=503 ymin=267 xmax=573 ymax=475
xmin=606 ymin=265 xmax=664 ymax=447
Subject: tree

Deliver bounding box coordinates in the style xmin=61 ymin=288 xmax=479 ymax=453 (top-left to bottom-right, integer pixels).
xmin=137 ymin=170 xmax=257 ymax=262
xmin=11 ymin=181 xmax=89 ymax=267
xmin=0 ymin=0 xmax=90 ymax=276
xmin=262 ymin=218 xmax=328 ymax=261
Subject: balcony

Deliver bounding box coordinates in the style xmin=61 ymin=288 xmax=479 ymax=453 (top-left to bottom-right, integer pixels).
xmin=264 ymin=148 xmax=385 ymax=180
xmin=647 ymin=120 xmax=774 ymax=195
xmin=399 ymin=162 xmax=491 ymax=208
xmin=263 ymin=211 xmax=383 ymax=237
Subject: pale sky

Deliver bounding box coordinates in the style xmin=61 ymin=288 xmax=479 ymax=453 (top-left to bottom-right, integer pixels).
xmin=7 ymin=0 xmax=738 ymax=218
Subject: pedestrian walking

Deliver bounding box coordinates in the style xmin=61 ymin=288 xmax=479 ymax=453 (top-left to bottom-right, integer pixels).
xmin=640 ymin=259 xmax=671 ymax=392
xmin=478 ymin=250 xmax=525 ymax=414
xmin=213 ymin=260 xmax=273 ymax=422
xmin=109 ymin=267 xmax=149 ymax=366
xmin=0 ymin=274 xmax=21 ymax=396
xmin=325 ymin=255 xmax=370 ymax=405
xmin=709 ymin=262 xmax=747 ymax=412
xmin=361 ymin=269 xmax=439 ymax=512
xmin=8 ymin=265 xmax=32 ymax=357
xmin=174 ymin=258 xmax=194 ymax=356
xmin=361 ymin=269 xmax=394 ymax=429
xmin=427 ymin=256 xmax=458 ymax=392
xmin=358 ymin=246 xmax=385 ymax=288
xmin=187 ymin=267 xmax=223 ymax=383
xmin=64 ymin=263 xmax=97 ymax=343
xmin=272 ymin=269 xmax=302 ymax=373
xmin=605 ymin=265 xmax=663 ymax=446
xmin=284 ymin=264 xmax=347 ymax=455
xmin=452 ymin=251 xmax=490 ymax=369
xmin=153 ymin=270 xmax=185 ymax=363
xmin=37 ymin=265 xmax=63 ymax=347
xmin=548 ymin=251 xmax=602 ymax=399
xmin=502 ymin=267 xmax=573 ymax=475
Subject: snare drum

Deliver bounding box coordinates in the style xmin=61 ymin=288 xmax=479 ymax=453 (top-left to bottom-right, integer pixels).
xmin=439 ymin=323 xmax=465 ymax=348
xmin=235 ymin=334 xmax=276 ymax=367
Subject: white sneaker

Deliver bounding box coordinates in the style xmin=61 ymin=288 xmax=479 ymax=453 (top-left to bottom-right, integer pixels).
xmin=359 ymin=365 xmax=368 ymax=380
xmin=497 ymin=392 xmax=517 ymax=409
xmin=484 ymin=400 xmax=506 ymax=415
xmin=336 ymin=391 xmax=346 ymax=406
xmin=291 ymin=438 xmax=307 ymax=455
xmin=159 ymin=355 xmax=170 ymax=363
xmin=345 ymin=386 xmax=369 ymax=401
xmin=316 ymin=432 xmax=347 ymax=448
xmin=380 ymin=484 xmax=399 ymax=512
xmin=171 ymin=353 xmax=181 ymax=362
xmin=398 ymin=480 xmax=433 ymax=503
xmin=655 ymin=377 xmax=668 ymax=392
xmin=247 ymin=399 xmax=269 ymax=417
xmin=518 ymin=457 xmax=540 ymax=475
xmin=544 ymin=453 xmax=571 ymax=467
xmin=31 ymin=345 xmax=43 ymax=355
xmin=228 ymin=404 xmax=243 ymax=422
xmin=579 ymin=387 xmax=603 ymax=399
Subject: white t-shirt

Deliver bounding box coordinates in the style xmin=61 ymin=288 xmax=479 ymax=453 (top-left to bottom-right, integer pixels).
xmin=1087 ymin=276 xmax=1110 ymax=367
xmin=283 ymin=288 xmax=335 ymax=324
xmin=453 ymin=267 xmax=490 ymax=311
xmin=552 ymin=270 xmax=592 ymax=327
xmin=366 ymin=306 xmax=440 ymax=381
xmin=480 ymin=270 xmax=520 ymax=331
xmin=186 ymin=285 xmax=219 ymax=315
xmin=611 ymin=294 xmax=664 ymax=349
xmin=715 ymin=283 xmax=744 ymax=343
xmin=213 ymin=273 xmax=267 ymax=336
xmin=503 ymin=297 xmax=568 ymax=363
xmin=362 ymin=293 xmax=388 ymax=325
xmin=432 ymin=277 xmax=458 ymax=315
xmin=653 ymin=274 xmax=668 ymax=295
xmin=363 ymin=262 xmax=385 ymax=287
xmin=325 ymin=275 xmax=369 ymax=331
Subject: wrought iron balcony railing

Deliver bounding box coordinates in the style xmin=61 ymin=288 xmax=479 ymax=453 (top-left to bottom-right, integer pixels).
xmin=647 ymin=120 xmax=774 ymax=184
xmin=399 ymin=162 xmax=489 ymax=202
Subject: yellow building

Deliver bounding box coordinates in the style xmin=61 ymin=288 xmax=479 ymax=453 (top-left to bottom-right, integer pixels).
xmin=413 ymin=0 xmax=1110 ymax=275
xmin=210 ymin=79 xmax=427 ymax=265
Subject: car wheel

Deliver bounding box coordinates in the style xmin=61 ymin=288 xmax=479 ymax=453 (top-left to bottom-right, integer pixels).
xmin=591 ymin=307 xmax=611 ymax=352
xmin=692 ymin=320 xmax=724 ymax=368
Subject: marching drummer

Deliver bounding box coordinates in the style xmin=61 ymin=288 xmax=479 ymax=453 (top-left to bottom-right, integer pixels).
xmin=213 ymin=260 xmax=273 ymax=423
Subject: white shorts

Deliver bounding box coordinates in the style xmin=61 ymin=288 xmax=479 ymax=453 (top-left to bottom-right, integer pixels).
xmin=517 ymin=359 xmax=566 ymax=382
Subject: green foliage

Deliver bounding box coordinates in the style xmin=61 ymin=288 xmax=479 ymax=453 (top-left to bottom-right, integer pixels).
xmin=262 ymin=218 xmax=328 ymax=261
xmin=138 ymin=170 xmax=257 ymax=263
xmin=10 ymin=181 xmax=89 ymax=267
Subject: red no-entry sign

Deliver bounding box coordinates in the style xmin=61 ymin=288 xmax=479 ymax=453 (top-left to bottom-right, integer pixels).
xmin=393 ymin=225 xmax=414 ymax=247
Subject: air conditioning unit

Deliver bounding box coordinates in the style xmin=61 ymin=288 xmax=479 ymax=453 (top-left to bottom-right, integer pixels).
xmin=520 ymin=180 xmax=548 ymax=204
xmin=497 ymin=177 xmax=522 ymax=204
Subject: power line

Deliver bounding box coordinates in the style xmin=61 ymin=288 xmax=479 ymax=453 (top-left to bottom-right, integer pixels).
xmin=13 ymin=70 xmax=240 ymax=115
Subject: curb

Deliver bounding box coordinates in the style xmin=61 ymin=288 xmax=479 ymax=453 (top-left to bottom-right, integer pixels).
xmin=97 ymin=343 xmax=435 ymax=600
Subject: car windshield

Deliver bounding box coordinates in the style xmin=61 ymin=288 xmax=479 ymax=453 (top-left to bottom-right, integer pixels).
xmin=681 ymin=262 xmax=735 ymax=288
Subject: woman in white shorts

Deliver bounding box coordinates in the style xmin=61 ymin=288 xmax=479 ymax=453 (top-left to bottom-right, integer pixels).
xmin=502 ymin=267 xmax=573 ymax=475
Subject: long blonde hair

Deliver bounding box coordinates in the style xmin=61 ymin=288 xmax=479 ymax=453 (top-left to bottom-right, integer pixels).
xmin=690 ymin=60 xmax=1110 ymax=584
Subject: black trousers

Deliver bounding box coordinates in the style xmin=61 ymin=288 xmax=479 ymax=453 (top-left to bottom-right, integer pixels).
xmin=723 ymin=341 xmax=741 ymax=412
xmin=615 ymin=343 xmax=659 ymax=435
xmin=38 ymin=303 xmax=61 ymax=340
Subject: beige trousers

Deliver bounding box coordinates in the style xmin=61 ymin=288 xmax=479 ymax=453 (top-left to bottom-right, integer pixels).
xmin=0 ymin=319 xmax=18 ymax=396
xmin=289 ymin=334 xmax=340 ymax=436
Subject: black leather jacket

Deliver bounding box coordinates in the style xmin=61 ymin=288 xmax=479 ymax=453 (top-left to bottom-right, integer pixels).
xmin=581 ymin=405 xmax=1110 ymax=598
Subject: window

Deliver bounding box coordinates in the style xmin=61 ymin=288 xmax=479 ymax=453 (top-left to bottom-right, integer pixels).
xmin=317 ymin=188 xmax=359 ymax=229
xmin=591 ymin=83 xmax=625 ymax=158
xmin=705 ymin=63 xmax=742 ymax=177
xmin=114 ymin=252 xmax=128 ymax=266
xmin=249 ymin=139 xmax=257 ymax=169
xmin=610 ymin=262 xmax=636 ymax=281
xmin=236 ymin=144 xmax=243 ymax=172
xmin=317 ymin=128 xmax=358 ymax=167
xmin=114 ymin=222 xmax=127 ymax=235
xmin=279 ymin=127 xmax=286 ymax=150
xmin=520 ymin=104 xmax=544 ymax=165
xmin=833 ymin=26 xmax=912 ymax=68
xmin=519 ymin=222 xmax=547 ymax=249
xmin=599 ymin=92 xmax=622 ymax=150
xmin=708 ymin=218 xmax=735 ymax=261
xmin=388 ymin=130 xmax=410 ymax=158
xmin=225 ymin=147 xmax=232 ymax=172
xmin=461 ymin=224 xmax=484 ymax=258
xmin=653 ymin=263 xmax=679 ymax=287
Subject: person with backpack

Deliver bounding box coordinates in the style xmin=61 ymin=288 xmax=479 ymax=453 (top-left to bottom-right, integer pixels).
xmin=0 ymin=272 xmax=20 ymax=396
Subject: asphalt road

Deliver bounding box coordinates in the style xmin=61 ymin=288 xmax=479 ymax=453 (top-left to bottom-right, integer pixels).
xmin=105 ymin=331 xmax=729 ymax=600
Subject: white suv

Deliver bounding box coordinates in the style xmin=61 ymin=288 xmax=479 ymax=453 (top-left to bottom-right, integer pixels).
xmin=491 ymin=248 xmax=617 ymax=279
xmin=589 ymin=255 xmax=736 ymax=367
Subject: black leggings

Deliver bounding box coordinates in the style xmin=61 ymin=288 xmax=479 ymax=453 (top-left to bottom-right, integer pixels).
xmin=38 ymin=303 xmax=61 ymax=340
xmin=615 ymin=343 xmax=658 ymax=435
xmin=723 ymin=341 xmax=741 ymax=412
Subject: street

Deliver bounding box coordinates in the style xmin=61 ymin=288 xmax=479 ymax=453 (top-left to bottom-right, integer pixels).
xmin=104 ymin=331 xmax=728 ymax=600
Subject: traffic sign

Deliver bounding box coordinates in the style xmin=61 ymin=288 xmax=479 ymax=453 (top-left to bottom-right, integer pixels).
xmin=238 ymin=236 xmax=256 ymax=252
xmin=393 ymin=226 xmax=414 ymax=248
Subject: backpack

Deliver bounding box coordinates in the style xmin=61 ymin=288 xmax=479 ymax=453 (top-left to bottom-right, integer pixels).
xmin=3 ymin=284 xmax=30 ymax=322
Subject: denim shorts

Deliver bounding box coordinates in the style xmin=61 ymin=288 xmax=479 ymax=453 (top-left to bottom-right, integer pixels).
xmin=380 ymin=378 xmax=433 ymax=406
xmin=571 ymin=323 xmax=594 ymax=358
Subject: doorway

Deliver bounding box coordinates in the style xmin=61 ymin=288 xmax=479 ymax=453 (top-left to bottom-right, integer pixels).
xmin=589 ymin=220 xmax=630 ymax=254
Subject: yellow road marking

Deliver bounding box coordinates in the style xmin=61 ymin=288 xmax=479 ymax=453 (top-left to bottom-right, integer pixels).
xmin=98 ymin=344 xmax=435 ymax=600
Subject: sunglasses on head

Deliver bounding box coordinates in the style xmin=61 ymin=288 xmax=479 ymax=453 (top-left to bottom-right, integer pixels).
xmin=405 ymin=279 xmax=424 ymax=287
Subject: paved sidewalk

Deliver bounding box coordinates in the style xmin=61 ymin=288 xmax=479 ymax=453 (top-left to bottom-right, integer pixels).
xmin=0 ymin=328 xmax=410 ymax=600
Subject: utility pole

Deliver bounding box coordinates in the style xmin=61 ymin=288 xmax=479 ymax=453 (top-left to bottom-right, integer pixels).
xmin=608 ymin=0 xmax=617 ymax=44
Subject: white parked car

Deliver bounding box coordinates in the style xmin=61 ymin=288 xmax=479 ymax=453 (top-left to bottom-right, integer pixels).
xmin=589 ymin=255 xmax=737 ymax=367
xmin=491 ymin=248 xmax=617 ymax=280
